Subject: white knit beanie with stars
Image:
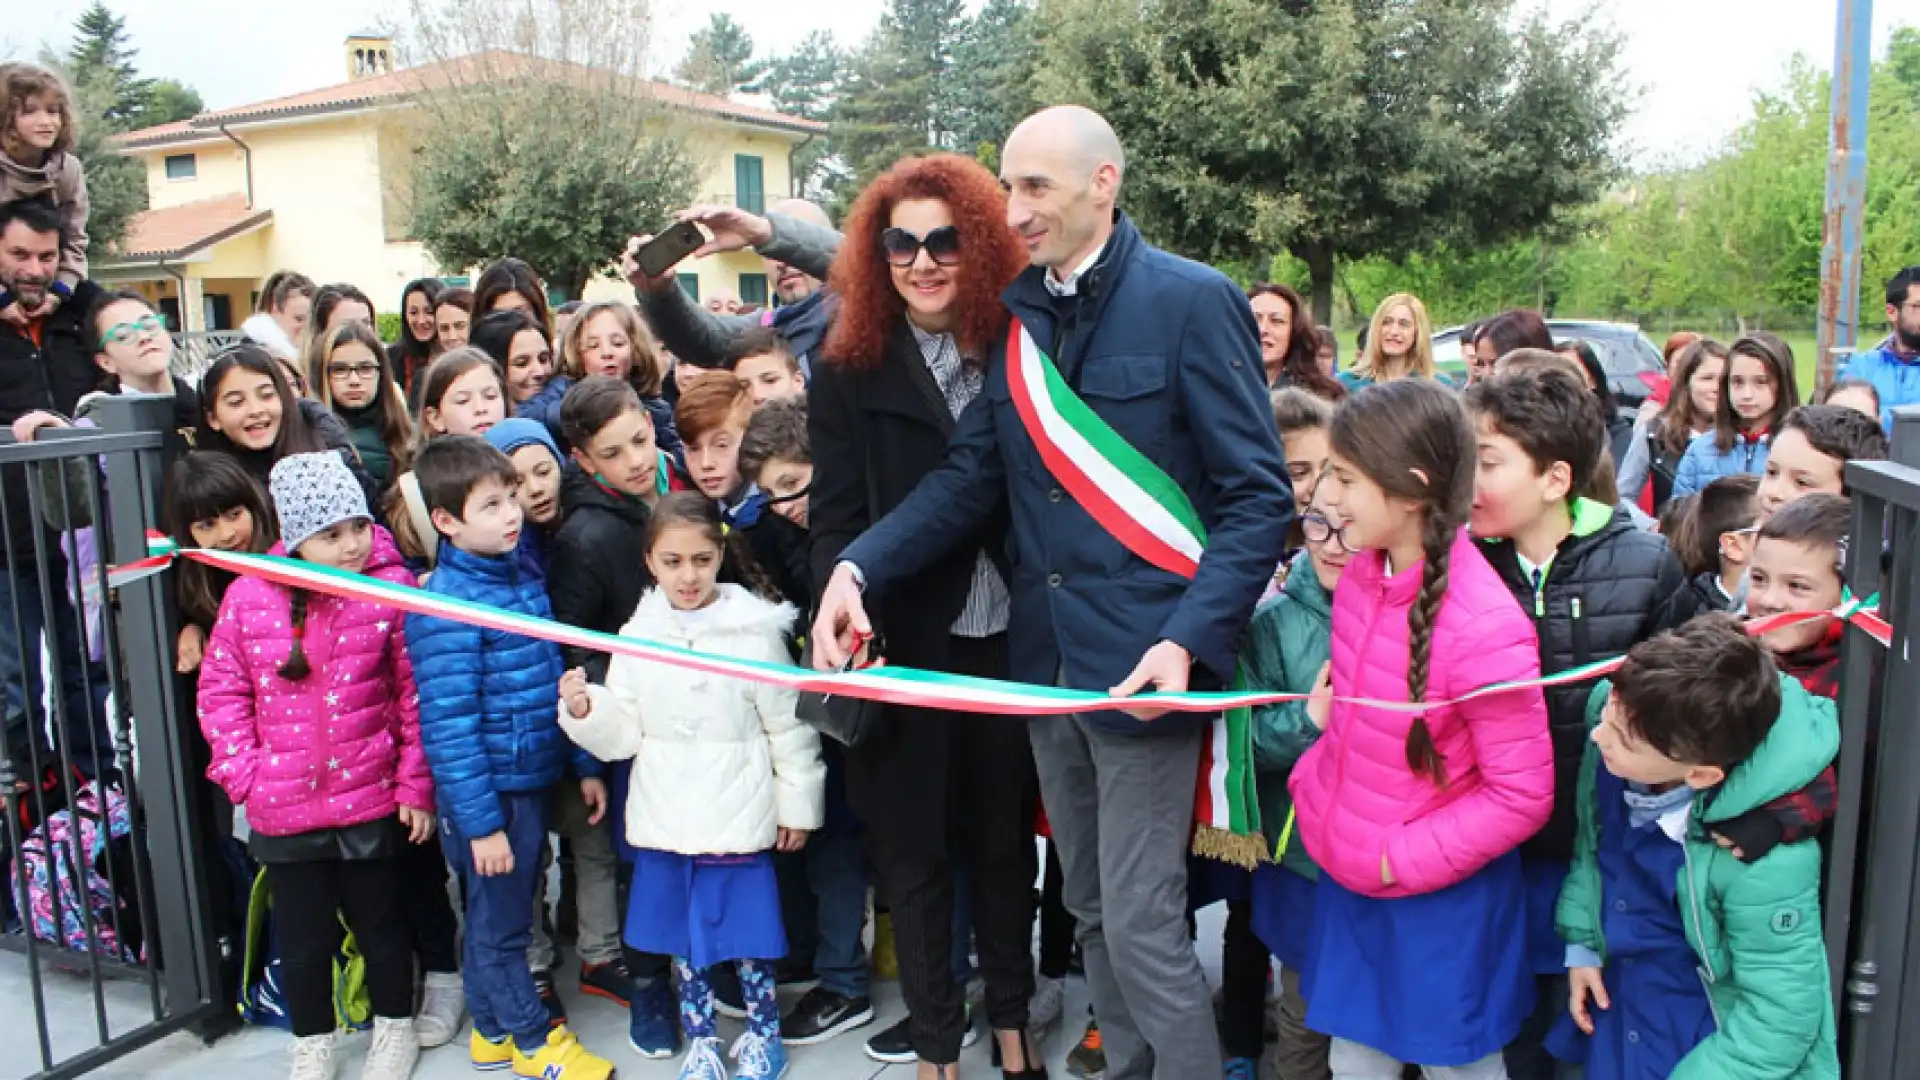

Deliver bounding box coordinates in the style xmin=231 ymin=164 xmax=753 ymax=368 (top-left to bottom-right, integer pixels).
xmin=270 ymin=452 xmax=369 ymax=553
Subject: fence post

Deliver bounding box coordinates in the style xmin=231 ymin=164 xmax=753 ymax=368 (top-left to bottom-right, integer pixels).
xmin=89 ymin=393 xmax=220 ymax=1021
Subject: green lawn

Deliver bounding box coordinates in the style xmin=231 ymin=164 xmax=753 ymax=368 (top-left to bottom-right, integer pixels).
xmin=1648 ymin=328 xmax=1823 ymax=395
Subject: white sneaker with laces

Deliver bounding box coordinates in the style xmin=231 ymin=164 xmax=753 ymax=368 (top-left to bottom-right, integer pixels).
xmin=414 ymin=972 xmax=466 ymax=1049
xmin=289 ymin=1031 xmax=341 ymax=1080
xmin=676 ymin=1035 xmax=728 ymax=1080
xmin=1028 ymin=975 xmax=1065 ymax=1035
xmin=361 ymin=1017 xmax=421 ymax=1080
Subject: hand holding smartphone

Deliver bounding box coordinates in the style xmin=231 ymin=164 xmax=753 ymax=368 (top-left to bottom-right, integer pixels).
xmin=629 ymin=221 xmax=707 ymax=279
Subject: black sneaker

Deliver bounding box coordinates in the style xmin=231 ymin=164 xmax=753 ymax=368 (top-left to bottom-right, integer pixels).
xmin=710 ymin=962 xmax=747 ymax=1019
xmin=781 ymin=987 xmax=875 ymax=1046
xmin=531 ymin=969 xmax=567 ymax=1029
xmin=863 ymin=1007 xmax=977 ymax=1064
xmin=775 ymin=958 xmax=820 ymax=991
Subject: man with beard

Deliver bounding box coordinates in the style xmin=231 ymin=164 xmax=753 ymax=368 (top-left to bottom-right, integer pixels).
xmin=1836 ymin=264 xmax=1920 ymax=431
xmin=625 ymin=199 xmax=840 ymax=379
xmin=0 ymin=198 xmax=108 ymax=780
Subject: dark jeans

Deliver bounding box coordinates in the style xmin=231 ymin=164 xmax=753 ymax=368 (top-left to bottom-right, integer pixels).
xmin=866 ymin=634 xmax=1036 ymax=1065
xmin=1221 ymin=899 xmax=1270 ymax=1060
xmin=776 ymin=824 xmax=870 ymax=999
xmin=442 ymin=791 xmax=549 ymax=1048
xmin=263 ymin=856 xmax=414 ymax=1037
xmin=0 ymin=557 xmax=109 ymax=780
xmin=1038 ymin=840 xmax=1074 ymax=980
xmin=398 ymin=834 xmax=460 ymax=975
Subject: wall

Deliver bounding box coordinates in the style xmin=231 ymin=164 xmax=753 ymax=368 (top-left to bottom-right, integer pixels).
xmin=142 ymin=139 xmax=248 ymax=210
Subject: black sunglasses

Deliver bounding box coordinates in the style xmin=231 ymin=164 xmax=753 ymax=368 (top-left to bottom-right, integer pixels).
xmin=765 ymin=483 xmax=811 ymax=506
xmin=881 ymin=226 xmax=962 ymax=268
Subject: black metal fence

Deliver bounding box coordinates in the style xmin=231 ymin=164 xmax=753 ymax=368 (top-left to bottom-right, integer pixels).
xmin=0 ymin=394 xmax=224 ymax=1079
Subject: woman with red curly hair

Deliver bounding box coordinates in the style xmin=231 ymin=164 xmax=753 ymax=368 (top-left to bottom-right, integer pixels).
xmin=808 ymin=153 xmax=1045 ymax=1078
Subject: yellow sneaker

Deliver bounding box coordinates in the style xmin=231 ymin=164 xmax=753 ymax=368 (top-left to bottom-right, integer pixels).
xmin=469 ymin=1029 xmax=514 ymax=1072
xmin=872 ymin=912 xmax=899 ymax=981
xmin=511 ymin=1025 xmax=613 ymax=1080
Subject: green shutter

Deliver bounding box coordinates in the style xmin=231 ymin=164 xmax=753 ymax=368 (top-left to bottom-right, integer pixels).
xmin=677 ymin=274 xmax=701 ymax=302
xmin=734 ymin=154 xmax=765 ymax=215
xmin=739 ymin=273 xmax=769 ymax=307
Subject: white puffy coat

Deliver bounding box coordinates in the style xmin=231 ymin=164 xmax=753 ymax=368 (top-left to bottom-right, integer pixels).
xmin=561 ymin=584 xmax=824 ymax=856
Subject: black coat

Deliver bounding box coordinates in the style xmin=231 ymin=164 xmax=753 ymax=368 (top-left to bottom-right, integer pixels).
xmin=808 ymin=322 xmax=1013 ymax=844
xmin=1477 ymin=503 xmax=1695 ymax=862
xmin=0 ymin=281 xmax=111 ymax=558
xmin=547 ymin=465 xmax=653 ymax=681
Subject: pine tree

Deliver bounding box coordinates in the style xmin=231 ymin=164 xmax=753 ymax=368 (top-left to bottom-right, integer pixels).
xmin=946 ymin=0 xmax=1038 ymax=168
xmin=675 ymin=13 xmax=764 ymax=96
xmin=830 ymin=0 xmax=966 ymax=187
xmin=65 ymin=1 xmax=151 ymax=125
xmin=762 ymin=32 xmax=845 ymax=200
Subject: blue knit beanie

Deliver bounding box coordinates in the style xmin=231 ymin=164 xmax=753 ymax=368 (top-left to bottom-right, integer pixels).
xmin=484 ymin=418 xmax=563 ymax=464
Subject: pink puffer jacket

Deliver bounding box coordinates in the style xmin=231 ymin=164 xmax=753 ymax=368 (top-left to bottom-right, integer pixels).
xmin=1289 ymin=527 xmax=1553 ymax=898
xmin=197 ymin=527 xmax=432 ymax=836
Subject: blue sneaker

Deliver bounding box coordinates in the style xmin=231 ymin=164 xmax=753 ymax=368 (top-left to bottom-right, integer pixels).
xmin=676 ymin=1036 xmax=727 ymax=1080
xmin=731 ymin=1031 xmax=790 ymax=1080
xmin=1224 ymin=1057 xmax=1258 ymax=1080
xmin=628 ymin=979 xmax=681 ymax=1059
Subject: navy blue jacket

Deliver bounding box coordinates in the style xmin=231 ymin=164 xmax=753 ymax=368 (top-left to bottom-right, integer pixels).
xmin=515 ymin=375 xmax=683 ymax=463
xmin=842 ymin=213 xmax=1292 ymax=733
xmin=406 ymin=541 xmax=594 ymax=840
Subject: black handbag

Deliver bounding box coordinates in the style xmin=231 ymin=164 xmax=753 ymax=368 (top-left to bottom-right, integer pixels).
xmin=796 ymin=433 xmax=886 ymax=746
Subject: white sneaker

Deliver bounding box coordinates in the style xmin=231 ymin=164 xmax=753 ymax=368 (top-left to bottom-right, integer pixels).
xmin=1028 ymin=975 xmax=1065 ymax=1035
xmin=414 ymin=972 xmax=466 ymax=1049
xmin=361 ymin=1017 xmax=421 ymax=1080
xmin=289 ymin=1031 xmax=341 ymax=1080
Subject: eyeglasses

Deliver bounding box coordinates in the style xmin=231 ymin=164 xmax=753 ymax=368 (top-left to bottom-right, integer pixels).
xmin=327 ymin=361 xmax=381 ymax=380
xmin=765 ymin=484 xmax=811 ymax=506
xmin=99 ymin=314 xmax=165 ymax=348
xmin=881 ymin=226 xmax=962 ymax=268
xmin=1301 ymin=512 xmax=1355 ymax=552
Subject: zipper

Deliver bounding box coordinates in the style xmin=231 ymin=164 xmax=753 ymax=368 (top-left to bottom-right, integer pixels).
xmin=1570 ymin=594 xmax=1591 ymax=664
xmin=1681 ymin=827 xmax=1721 ymax=1019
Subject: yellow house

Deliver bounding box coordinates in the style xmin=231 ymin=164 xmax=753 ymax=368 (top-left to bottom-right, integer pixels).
xmin=103 ymin=35 xmax=826 ymax=333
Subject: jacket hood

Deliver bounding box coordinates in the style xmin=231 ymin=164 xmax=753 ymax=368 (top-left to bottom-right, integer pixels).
xmin=560 ymin=465 xmax=652 ymax=528
xmin=1699 ymin=673 xmax=1839 ymax=823
xmin=0 ymin=149 xmax=67 ymax=184
xmin=628 ymin=582 xmax=796 ymax=639
xmin=266 ymin=523 xmax=406 ymax=575
xmin=1280 ymin=550 xmax=1334 ymax=618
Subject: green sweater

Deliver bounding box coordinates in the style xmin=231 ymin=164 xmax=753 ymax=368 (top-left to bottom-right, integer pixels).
xmin=1556 ymin=676 xmax=1840 ymax=1080
xmin=1237 ymin=552 xmax=1332 ymax=878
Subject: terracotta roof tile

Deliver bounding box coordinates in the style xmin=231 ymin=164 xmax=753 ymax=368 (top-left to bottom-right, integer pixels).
xmin=115 ymin=51 xmax=825 ymax=147
xmin=110 ymin=194 xmax=273 ymax=260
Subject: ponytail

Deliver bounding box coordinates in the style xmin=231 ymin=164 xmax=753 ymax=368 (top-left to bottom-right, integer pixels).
xmin=278 ymin=588 xmax=312 ymax=679
xmin=1403 ymin=509 xmax=1452 ymax=787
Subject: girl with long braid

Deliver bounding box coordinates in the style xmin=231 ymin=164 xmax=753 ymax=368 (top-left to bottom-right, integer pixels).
xmin=1288 ymin=379 xmax=1555 ymax=1078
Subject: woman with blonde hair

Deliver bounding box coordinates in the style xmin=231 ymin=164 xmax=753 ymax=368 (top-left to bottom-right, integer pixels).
xmin=1344 ymin=292 xmax=1435 ymax=387
xmin=518 ymin=299 xmax=679 ymax=456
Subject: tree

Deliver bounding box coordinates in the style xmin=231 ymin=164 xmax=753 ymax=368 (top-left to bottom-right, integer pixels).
xmin=65 ymin=0 xmax=150 ymax=125
xmin=675 ymin=13 xmax=763 ymax=96
xmin=831 ymin=0 xmax=967 ymax=187
xmin=946 ymin=0 xmax=1038 ymax=166
xmin=401 ymin=0 xmax=701 ymax=298
xmin=762 ymin=31 xmax=845 ymax=200
xmin=1030 ymin=0 xmax=1629 ymax=321
xmin=137 ymin=79 xmax=203 ymax=126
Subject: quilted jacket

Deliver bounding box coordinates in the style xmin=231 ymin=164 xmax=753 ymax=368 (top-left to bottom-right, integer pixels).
xmin=406 ymin=541 xmax=586 ymax=840
xmin=1239 ymin=551 xmax=1332 ymax=879
xmin=1557 ymin=677 xmax=1840 ymax=1079
xmin=563 ymin=584 xmax=825 ymax=856
xmin=1290 ymin=527 xmax=1554 ymax=898
xmin=1673 ymin=429 xmax=1770 ymax=498
xmin=1477 ymin=498 xmax=1693 ymax=861
xmin=196 ymin=527 xmax=433 ymax=836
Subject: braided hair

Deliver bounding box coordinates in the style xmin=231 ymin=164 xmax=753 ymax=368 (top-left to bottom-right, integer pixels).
xmin=1330 ymin=379 xmax=1477 ymax=787
xmin=279 ymin=589 xmax=313 ymax=679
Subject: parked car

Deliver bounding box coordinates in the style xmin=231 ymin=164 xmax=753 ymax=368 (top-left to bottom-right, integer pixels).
xmin=1432 ymin=319 xmax=1670 ymax=408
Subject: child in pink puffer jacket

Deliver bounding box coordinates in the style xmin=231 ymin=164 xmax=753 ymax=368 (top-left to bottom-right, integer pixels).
xmin=198 ymin=451 xmax=432 ymax=1080
xmin=1288 ymin=380 xmax=1554 ymax=1079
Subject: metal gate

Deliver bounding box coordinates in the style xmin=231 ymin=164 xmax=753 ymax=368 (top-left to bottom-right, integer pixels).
xmin=0 ymin=394 xmax=225 ymax=1079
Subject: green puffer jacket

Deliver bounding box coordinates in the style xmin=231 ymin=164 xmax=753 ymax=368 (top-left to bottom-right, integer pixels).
xmin=1557 ymin=676 xmax=1840 ymax=1080
xmin=1238 ymin=552 xmax=1331 ymax=879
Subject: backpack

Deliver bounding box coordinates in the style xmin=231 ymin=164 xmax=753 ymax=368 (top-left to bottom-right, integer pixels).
xmin=237 ymin=866 xmax=371 ymax=1031
xmin=9 ymin=780 xmax=145 ymax=962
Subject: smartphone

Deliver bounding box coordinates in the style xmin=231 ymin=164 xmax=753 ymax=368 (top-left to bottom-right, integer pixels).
xmin=632 ymin=221 xmax=706 ymax=278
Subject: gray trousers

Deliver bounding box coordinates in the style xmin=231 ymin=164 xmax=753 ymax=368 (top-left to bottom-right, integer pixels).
xmin=1030 ymin=712 xmax=1222 ymax=1080
xmin=528 ymin=779 xmax=623 ymax=970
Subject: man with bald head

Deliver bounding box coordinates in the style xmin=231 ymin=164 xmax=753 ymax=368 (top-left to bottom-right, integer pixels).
xmin=623 ymin=199 xmax=842 ymax=377
xmin=814 ymin=106 xmax=1292 ymax=1078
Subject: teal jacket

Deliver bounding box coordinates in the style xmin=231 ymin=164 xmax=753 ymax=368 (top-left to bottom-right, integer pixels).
xmin=1557 ymin=676 xmax=1840 ymax=1080
xmin=1238 ymin=552 xmax=1331 ymax=879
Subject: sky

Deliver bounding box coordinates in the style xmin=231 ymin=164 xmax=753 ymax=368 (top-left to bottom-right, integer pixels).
xmin=1 ymin=0 xmax=1915 ymax=165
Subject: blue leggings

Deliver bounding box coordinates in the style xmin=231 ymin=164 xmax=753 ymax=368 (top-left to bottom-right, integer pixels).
xmin=675 ymin=957 xmax=778 ymax=1040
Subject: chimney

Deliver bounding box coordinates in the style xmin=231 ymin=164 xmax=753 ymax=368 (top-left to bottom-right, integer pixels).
xmin=345 ymin=33 xmax=395 ymax=81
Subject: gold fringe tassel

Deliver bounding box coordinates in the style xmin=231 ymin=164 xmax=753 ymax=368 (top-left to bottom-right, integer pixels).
xmin=1190 ymin=825 xmax=1271 ymax=870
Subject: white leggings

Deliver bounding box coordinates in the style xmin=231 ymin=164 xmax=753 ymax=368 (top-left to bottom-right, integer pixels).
xmin=1330 ymin=1038 xmax=1509 ymax=1080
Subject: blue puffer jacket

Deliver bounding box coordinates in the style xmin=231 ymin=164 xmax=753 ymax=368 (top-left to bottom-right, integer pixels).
xmin=516 ymin=375 xmax=683 ymax=461
xmin=1835 ymin=344 xmax=1920 ymax=432
xmin=406 ymin=541 xmax=593 ymax=840
xmin=1671 ymin=429 xmax=1770 ymax=498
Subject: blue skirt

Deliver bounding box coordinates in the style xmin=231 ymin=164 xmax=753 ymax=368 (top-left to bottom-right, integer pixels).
xmin=1303 ymin=851 xmax=1533 ymax=1067
xmin=624 ymin=848 xmax=786 ymax=970
xmin=1522 ymin=855 xmax=1572 ymax=976
xmin=1249 ymin=863 xmax=1318 ymax=975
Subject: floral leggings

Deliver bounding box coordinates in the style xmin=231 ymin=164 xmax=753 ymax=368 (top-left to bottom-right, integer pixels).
xmin=674 ymin=957 xmax=778 ymax=1040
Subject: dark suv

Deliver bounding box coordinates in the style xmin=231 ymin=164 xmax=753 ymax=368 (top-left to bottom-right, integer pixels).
xmin=1432 ymin=319 xmax=1668 ymax=408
